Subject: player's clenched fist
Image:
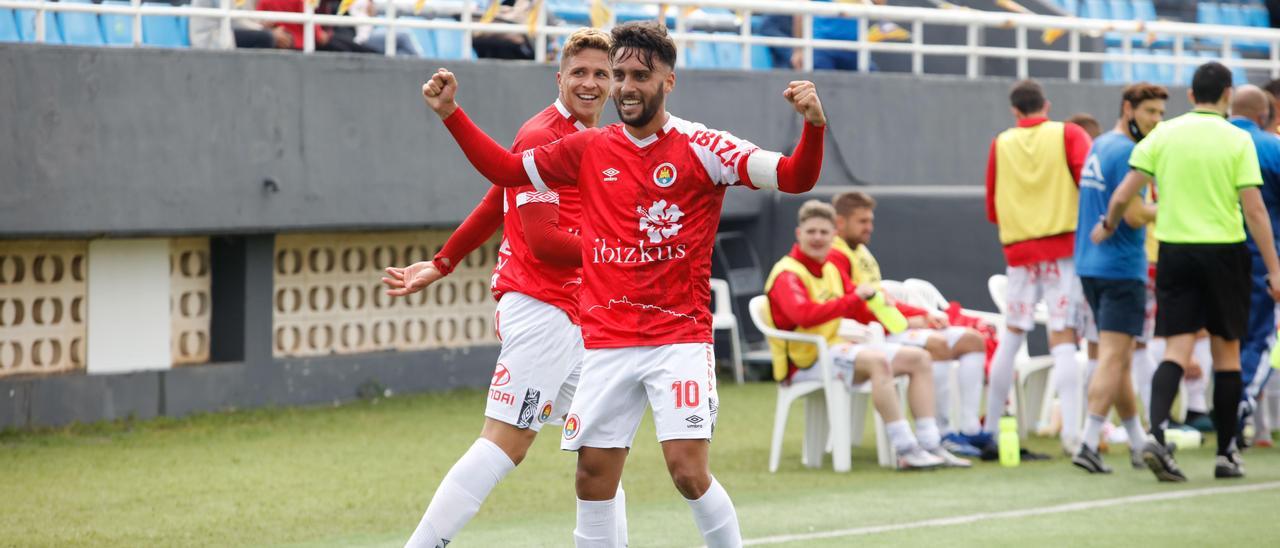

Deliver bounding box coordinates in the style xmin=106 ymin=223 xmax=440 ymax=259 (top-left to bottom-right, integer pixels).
xmin=422 ymin=68 xmax=460 ymax=120
xmin=783 ymin=80 xmax=826 ymax=127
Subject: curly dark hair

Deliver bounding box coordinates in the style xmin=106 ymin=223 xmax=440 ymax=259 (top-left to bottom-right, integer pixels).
xmin=609 ymin=21 xmax=677 ymax=71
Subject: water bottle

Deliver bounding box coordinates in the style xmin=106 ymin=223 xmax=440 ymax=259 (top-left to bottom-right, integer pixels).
xmin=866 ymin=291 xmax=908 ymax=334
xmin=999 ymin=416 xmax=1020 ymax=467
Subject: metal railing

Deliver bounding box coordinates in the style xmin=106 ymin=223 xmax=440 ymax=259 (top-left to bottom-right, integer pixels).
xmin=3 ymin=0 xmax=1279 ymax=81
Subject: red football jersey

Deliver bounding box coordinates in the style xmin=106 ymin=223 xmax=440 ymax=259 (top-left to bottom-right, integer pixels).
xmin=491 ymin=100 xmax=587 ymax=323
xmin=521 ymin=115 xmax=782 ymax=349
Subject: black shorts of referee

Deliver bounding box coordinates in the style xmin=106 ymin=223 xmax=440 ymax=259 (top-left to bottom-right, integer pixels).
xmin=1155 ymin=242 xmax=1251 ymax=339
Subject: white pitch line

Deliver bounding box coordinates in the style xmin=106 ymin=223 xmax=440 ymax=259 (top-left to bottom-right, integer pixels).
xmin=738 ymin=480 xmax=1280 ymax=546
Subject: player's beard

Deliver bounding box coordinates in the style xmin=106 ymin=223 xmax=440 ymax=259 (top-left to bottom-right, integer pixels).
xmin=615 ymin=87 xmax=665 ymax=128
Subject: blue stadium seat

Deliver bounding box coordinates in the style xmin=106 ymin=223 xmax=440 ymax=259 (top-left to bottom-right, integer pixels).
xmin=433 ymin=28 xmax=473 ymax=60
xmin=0 ymin=9 xmax=19 ymax=42
xmin=1132 ymin=0 xmax=1156 ymax=20
xmin=750 ymin=44 xmax=773 ymax=71
xmin=547 ymin=0 xmax=590 ymax=25
xmin=685 ymin=36 xmax=717 ymax=69
xmin=1196 ymin=2 xmax=1222 ymax=24
xmin=1060 ymin=0 xmax=1080 ymax=16
xmin=16 ymin=9 xmax=64 ymax=43
xmin=1220 ymin=3 xmax=1245 ymax=26
xmin=1152 ymin=48 xmax=1175 ymax=85
xmin=1081 ymin=0 xmax=1110 ymax=19
xmin=141 ymin=14 xmax=188 ymax=48
xmin=1103 ymin=47 xmax=1125 ymax=83
xmin=1108 ymin=0 xmax=1133 ymax=21
xmin=1245 ymin=5 xmax=1269 ymax=27
xmin=100 ymin=1 xmax=133 ymax=45
xmin=714 ymin=40 xmax=744 ymax=70
xmin=398 ymin=16 xmax=437 ymax=59
xmin=57 ymin=0 xmax=106 ymax=47
xmin=1133 ymin=48 xmax=1160 ymax=83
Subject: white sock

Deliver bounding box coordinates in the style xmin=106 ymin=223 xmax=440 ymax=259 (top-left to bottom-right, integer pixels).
xmin=958 ymin=352 xmax=986 ymax=435
xmin=1131 ymin=346 xmax=1154 ymax=420
xmin=916 ymin=417 xmax=942 ymax=450
xmin=685 ymin=477 xmax=742 ymax=548
xmin=1052 ymin=343 xmax=1082 ymax=445
xmin=1193 ymin=337 xmax=1212 ymax=371
xmin=1082 ymin=413 xmax=1105 ymax=451
xmin=574 ymin=498 xmax=617 ymax=548
xmin=615 ymin=485 xmax=628 ymax=547
xmin=1121 ymin=416 xmax=1145 ymax=450
xmin=984 ymin=329 xmax=1026 ymax=434
xmin=886 ymin=418 xmax=918 ymax=454
xmin=406 ymin=438 xmax=515 ymax=548
xmin=1185 ymin=374 xmax=1209 ymax=415
xmin=1085 ymin=359 xmax=1099 ymax=388
xmin=932 ymin=361 xmax=954 ymax=433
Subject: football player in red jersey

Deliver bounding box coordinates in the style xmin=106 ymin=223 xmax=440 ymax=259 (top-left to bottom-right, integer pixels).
xmin=385 ymin=29 xmax=629 ymax=548
xmin=422 ymin=21 xmax=826 ymax=547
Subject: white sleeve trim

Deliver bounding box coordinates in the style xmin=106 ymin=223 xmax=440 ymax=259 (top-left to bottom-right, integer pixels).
xmin=522 ymin=149 xmax=549 ymax=192
xmin=746 ymin=150 xmax=782 ymax=190
xmin=516 ymin=190 xmax=559 ymax=207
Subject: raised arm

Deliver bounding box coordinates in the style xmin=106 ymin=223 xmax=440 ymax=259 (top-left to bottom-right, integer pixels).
xmin=775 ymin=81 xmax=826 ymax=194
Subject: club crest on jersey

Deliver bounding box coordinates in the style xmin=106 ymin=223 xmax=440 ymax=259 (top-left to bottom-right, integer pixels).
xmin=539 ymin=401 xmax=554 ymax=422
xmin=652 ymin=162 xmax=677 ymax=188
xmin=564 ymin=414 xmax=581 ymax=440
xmin=491 ymin=364 xmax=511 ymax=387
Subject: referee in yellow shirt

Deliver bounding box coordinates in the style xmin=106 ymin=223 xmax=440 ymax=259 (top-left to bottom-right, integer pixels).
xmin=1094 ymin=62 xmax=1280 ymax=481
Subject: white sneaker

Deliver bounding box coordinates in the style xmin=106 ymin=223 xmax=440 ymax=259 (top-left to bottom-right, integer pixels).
xmin=928 ymin=447 xmax=973 ymax=468
xmin=897 ymin=446 xmax=945 ymax=470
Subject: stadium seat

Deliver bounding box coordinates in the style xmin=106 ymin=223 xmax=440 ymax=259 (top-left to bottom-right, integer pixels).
xmin=1132 ymin=0 xmax=1156 ymax=20
xmin=1245 ymin=5 xmax=1269 ymax=27
xmin=432 ymin=27 xmax=473 ymax=60
xmin=16 ymin=9 xmax=64 ymax=43
xmin=100 ymin=0 xmax=133 ymax=45
xmin=1102 ymin=47 xmax=1125 ymax=84
xmin=141 ymin=14 xmax=188 ymax=48
xmin=0 ymin=9 xmax=19 ymax=42
xmin=750 ymin=44 xmax=774 ymax=71
xmin=1081 ymin=0 xmax=1110 ymax=19
xmin=546 ymin=0 xmax=590 ymax=25
xmin=1152 ymin=48 xmax=1175 ymax=85
xmin=399 ymin=16 xmax=437 ymax=59
xmin=1133 ymin=48 xmax=1160 ymax=83
xmin=714 ymin=41 xmax=745 ymax=70
xmin=710 ymin=279 xmax=745 ymax=384
xmin=1108 ymin=0 xmax=1134 ymax=21
xmin=57 ymin=1 xmax=106 ymax=47
xmin=685 ymin=35 xmax=718 ymax=69
xmin=748 ymin=296 xmax=899 ymax=473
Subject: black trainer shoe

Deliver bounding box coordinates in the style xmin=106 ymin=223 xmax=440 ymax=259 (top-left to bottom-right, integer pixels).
xmin=1072 ymin=445 xmax=1113 ymax=474
xmin=1142 ymin=436 xmax=1187 ymax=482
xmin=1215 ymin=451 xmax=1245 ymax=479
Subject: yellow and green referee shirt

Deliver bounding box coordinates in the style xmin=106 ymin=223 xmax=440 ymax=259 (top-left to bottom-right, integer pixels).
xmin=1128 ymin=109 xmax=1263 ymax=244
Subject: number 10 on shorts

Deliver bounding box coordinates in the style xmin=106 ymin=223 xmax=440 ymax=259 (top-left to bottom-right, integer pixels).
xmin=672 ymin=380 xmax=700 ymax=408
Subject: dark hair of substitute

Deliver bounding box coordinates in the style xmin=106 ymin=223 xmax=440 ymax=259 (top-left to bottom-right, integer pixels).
xmin=1119 ymin=82 xmax=1169 ymax=115
xmin=1009 ymin=79 xmax=1046 ymax=115
xmin=1191 ymin=62 xmax=1233 ymax=104
xmin=610 ymin=21 xmax=677 ymax=71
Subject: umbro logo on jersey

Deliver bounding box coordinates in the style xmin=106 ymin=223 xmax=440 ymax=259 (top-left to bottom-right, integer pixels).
xmin=602 ymin=167 xmax=620 ymax=182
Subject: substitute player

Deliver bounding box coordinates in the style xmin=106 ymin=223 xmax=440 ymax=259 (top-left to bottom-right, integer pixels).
xmin=1094 ymin=62 xmax=1280 ymax=481
xmin=828 ymin=191 xmax=989 ymax=456
xmin=1071 ymin=83 xmax=1166 ymax=474
xmin=421 ymin=21 xmax=825 ymax=547
xmin=984 ymin=80 xmax=1092 ymax=455
xmin=383 ymin=29 xmax=628 ymax=548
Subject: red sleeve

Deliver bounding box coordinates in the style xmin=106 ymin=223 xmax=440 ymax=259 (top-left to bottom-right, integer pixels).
xmin=517 ymin=200 xmax=582 ymax=267
xmin=986 ymin=137 xmax=998 ymax=224
xmin=742 ymin=122 xmax=824 ymax=193
xmin=441 ymin=108 xmax=589 ymax=190
xmin=894 ymin=302 xmax=928 ymax=318
xmin=769 ymin=271 xmax=876 ymax=327
xmin=432 ymin=186 xmax=504 ymax=275
xmin=1063 ymin=122 xmax=1092 ymax=185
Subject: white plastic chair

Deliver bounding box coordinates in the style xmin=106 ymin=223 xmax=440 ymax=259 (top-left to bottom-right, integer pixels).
xmin=749 ymin=296 xmax=896 ymax=472
xmin=710 ymin=278 xmax=745 ymax=384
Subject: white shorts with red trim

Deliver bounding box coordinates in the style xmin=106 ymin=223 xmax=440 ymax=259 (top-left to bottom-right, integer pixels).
xmin=887 ymin=327 xmax=969 ymax=349
xmin=560 ymin=343 xmax=719 ymax=450
xmin=790 ymin=342 xmax=904 ymax=388
xmin=1004 ymin=258 xmax=1081 ymax=332
xmin=485 ymin=292 xmax=583 ymax=433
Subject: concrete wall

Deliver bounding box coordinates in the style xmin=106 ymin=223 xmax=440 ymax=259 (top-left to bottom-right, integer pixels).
xmin=0 ymin=45 xmax=1189 ymax=238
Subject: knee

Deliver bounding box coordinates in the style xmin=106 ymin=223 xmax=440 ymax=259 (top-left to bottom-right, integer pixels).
xmin=668 ymin=462 xmax=711 ymax=500
xmin=957 ymin=330 xmax=985 ymax=353
xmin=899 ymin=347 xmax=931 ymax=373
xmin=857 ymin=349 xmax=888 ymax=376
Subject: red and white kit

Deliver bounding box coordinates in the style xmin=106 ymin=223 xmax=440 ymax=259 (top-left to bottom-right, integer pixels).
xmin=432 ymin=100 xmax=588 ymax=432
xmin=441 ymin=108 xmax=823 ymax=449
xmin=1004 ymin=258 xmax=1081 ymax=332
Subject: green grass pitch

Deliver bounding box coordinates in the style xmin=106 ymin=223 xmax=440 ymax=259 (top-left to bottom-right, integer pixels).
xmin=3 ymin=381 xmax=1278 ymax=547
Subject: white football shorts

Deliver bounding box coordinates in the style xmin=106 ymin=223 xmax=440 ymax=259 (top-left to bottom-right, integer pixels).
xmin=1004 ymin=257 xmax=1081 ymax=332
xmin=484 ymin=292 xmax=583 ymax=433
xmin=561 ymin=342 xmax=719 ymax=450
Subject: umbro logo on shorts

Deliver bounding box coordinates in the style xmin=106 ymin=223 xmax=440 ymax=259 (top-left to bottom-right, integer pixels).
xmin=516 ymin=389 xmax=541 ymax=429
xmin=685 ymin=415 xmax=705 ymax=429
